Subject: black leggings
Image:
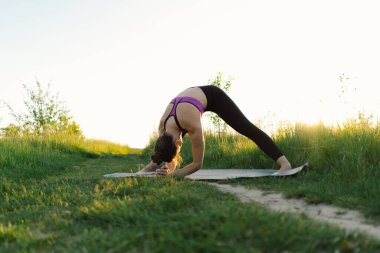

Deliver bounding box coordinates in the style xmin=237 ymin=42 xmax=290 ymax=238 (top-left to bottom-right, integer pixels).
xmin=198 ymin=85 xmax=283 ymax=161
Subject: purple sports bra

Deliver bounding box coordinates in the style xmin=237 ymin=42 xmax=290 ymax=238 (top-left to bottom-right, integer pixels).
xmin=164 ymin=96 xmax=205 ymax=136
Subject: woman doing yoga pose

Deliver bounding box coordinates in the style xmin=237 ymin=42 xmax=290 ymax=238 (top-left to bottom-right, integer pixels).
xmin=141 ymin=85 xmax=292 ymax=177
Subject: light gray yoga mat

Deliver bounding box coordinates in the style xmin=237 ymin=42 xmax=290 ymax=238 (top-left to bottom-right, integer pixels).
xmin=103 ymin=163 xmax=307 ymax=180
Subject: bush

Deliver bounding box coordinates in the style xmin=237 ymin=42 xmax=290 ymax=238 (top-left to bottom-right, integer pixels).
xmin=3 ymin=81 xmax=82 ymax=137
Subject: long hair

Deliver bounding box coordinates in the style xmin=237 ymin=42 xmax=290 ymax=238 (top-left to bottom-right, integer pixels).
xmin=151 ymin=132 xmax=182 ymax=166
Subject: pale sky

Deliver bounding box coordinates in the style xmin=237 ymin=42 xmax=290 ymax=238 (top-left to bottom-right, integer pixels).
xmin=1 ymin=0 xmax=379 ymax=148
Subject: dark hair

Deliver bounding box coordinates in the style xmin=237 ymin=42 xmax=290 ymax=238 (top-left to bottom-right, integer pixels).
xmin=151 ymin=132 xmax=178 ymax=165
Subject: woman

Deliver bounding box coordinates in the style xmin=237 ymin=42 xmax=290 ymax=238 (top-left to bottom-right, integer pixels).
xmin=141 ymin=85 xmax=292 ymax=177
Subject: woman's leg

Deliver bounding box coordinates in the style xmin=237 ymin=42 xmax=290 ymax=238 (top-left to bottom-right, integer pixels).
xmin=199 ymin=85 xmax=286 ymax=163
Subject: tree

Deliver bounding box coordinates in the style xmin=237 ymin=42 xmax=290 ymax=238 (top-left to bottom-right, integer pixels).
xmin=3 ymin=81 xmax=82 ymax=137
xmin=206 ymin=72 xmax=233 ymax=136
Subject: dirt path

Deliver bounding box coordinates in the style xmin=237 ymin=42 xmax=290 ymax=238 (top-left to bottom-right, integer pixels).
xmin=208 ymin=182 xmax=380 ymax=241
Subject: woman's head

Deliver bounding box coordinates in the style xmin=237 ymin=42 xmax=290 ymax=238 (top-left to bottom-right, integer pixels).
xmin=151 ymin=132 xmax=182 ymax=165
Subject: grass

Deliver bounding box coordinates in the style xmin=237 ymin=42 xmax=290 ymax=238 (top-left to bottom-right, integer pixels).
xmin=1 ymin=115 xmax=380 ymax=252
xmin=1 ymin=154 xmax=379 ymax=252
xmin=0 ymin=134 xmax=140 ymax=180
xmin=154 ymin=114 xmax=379 ymax=222
xmin=235 ymin=117 xmax=380 ymax=223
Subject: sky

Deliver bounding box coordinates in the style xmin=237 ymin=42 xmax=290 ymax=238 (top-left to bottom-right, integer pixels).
xmin=1 ymin=0 xmax=379 ymax=148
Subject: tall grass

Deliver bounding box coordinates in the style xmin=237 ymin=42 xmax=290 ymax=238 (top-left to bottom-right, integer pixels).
xmin=142 ymin=115 xmax=380 ymax=170
xmin=0 ymin=134 xmax=139 ymax=180
xmin=275 ymin=115 xmax=380 ymax=172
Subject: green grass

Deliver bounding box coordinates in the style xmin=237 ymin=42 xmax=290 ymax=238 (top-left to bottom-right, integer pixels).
xmin=0 ymin=134 xmax=140 ymax=180
xmin=1 ymin=116 xmax=380 ymax=252
xmin=237 ymin=118 xmax=380 ymax=222
xmin=1 ymin=154 xmax=379 ymax=252
xmin=153 ymin=115 xmax=379 ymax=222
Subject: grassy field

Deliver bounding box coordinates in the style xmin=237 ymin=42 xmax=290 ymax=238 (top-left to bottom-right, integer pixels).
xmin=145 ymin=115 xmax=380 ymax=222
xmin=1 ymin=117 xmax=380 ymax=252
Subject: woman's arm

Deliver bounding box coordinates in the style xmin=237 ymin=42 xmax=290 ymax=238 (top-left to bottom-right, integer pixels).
xmin=172 ymin=125 xmax=204 ymax=177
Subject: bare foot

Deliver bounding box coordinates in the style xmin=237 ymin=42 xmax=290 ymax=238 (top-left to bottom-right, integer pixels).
xmin=278 ymin=162 xmax=292 ymax=172
xmin=276 ymin=156 xmax=292 ymax=172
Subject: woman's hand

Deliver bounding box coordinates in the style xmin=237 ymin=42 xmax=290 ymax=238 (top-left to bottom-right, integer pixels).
xmin=155 ymin=162 xmax=176 ymax=176
xmin=155 ymin=165 xmax=171 ymax=176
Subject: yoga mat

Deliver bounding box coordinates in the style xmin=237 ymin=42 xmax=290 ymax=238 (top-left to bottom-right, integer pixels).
xmin=103 ymin=163 xmax=307 ymax=180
